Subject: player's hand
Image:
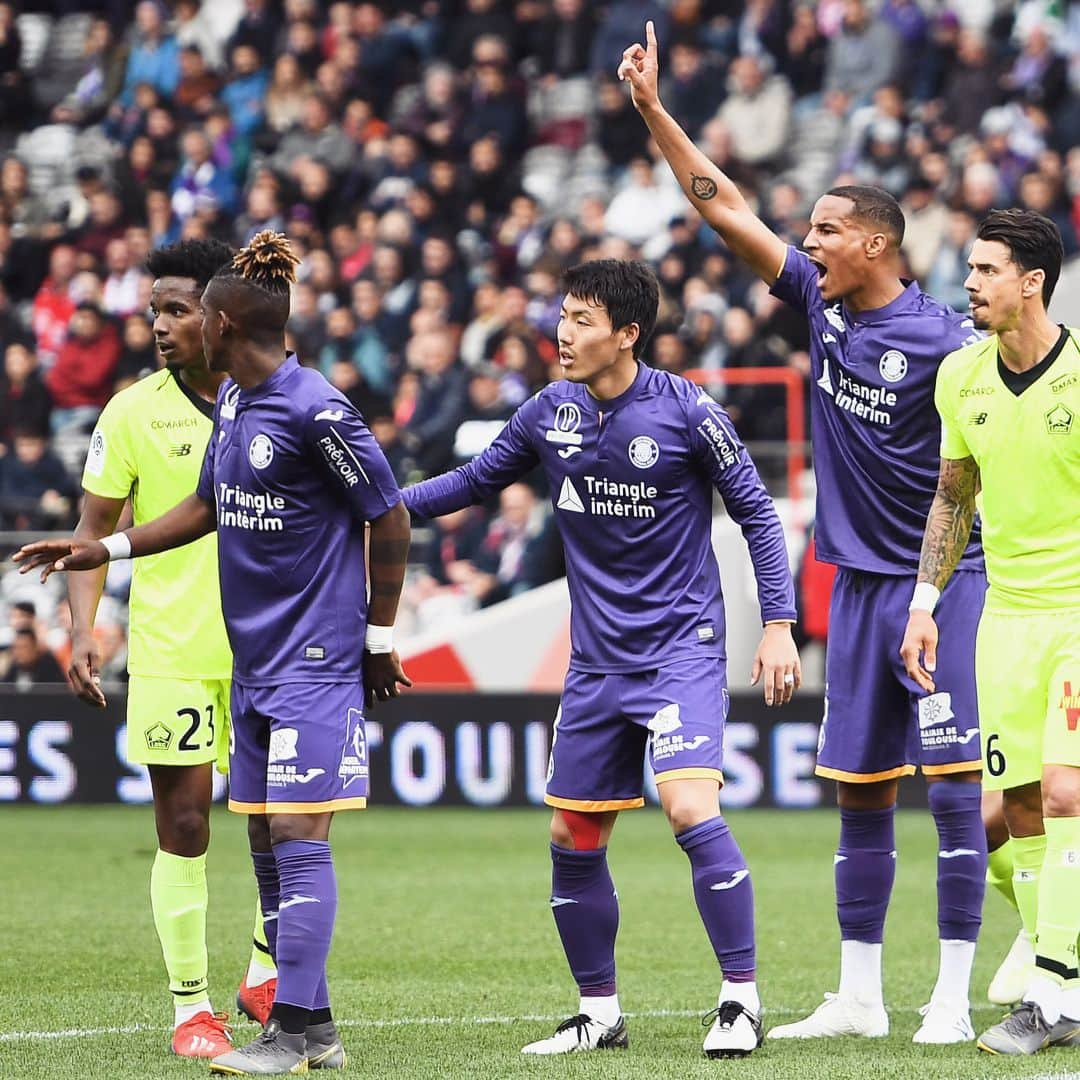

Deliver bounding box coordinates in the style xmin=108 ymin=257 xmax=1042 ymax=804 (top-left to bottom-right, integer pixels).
xmin=363 ymin=649 xmax=413 ymax=709
xmin=751 ymin=622 xmax=801 ymax=706
xmin=68 ymin=628 xmax=106 ymax=708
xmin=900 ymin=610 xmax=938 ymax=694
xmin=12 ymin=538 xmax=109 ymax=582
xmin=617 ymin=19 xmax=660 ymax=112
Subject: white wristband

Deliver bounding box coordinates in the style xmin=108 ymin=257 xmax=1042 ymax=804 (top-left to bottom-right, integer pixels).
xmin=101 ymin=532 xmax=132 ymax=562
xmin=909 ymin=582 xmax=941 ymax=613
xmin=365 ymin=624 xmax=394 ymax=654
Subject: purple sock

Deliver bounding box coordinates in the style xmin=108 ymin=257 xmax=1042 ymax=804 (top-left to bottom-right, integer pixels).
xmin=252 ymin=850 xmax=279 ymax=961
xmin=836 ymin=807 xmax=896 ymax=943
xmin=550 ymin=844 xmax=619 ymax=996
xmin=273 ymin=840 xmax=338 ymax=1010
xmin=928 ymin=780 xmax=986 ymax=941
xmin=676 ymin=816 xmax=755 ymax=980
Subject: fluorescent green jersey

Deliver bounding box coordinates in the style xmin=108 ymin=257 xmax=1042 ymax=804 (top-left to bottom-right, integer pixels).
xmin=83 ymin=368 xmax=231 ymax=678
xmin=935 ymin=328 xmax=1080 ymax=612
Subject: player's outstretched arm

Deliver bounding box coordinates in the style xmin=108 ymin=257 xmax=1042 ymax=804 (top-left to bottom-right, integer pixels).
xmin=900 ymin=455 xmax=980 ymax=693
xmin=364 ymin=499 xmax=413 ymax=708
xmin=66 ymin=492 xmax=127 ymax=707
xmin=618 ymin=20 xmax=786 ymax=285
xmin=14 ymin=493 xmax=216 ymax=582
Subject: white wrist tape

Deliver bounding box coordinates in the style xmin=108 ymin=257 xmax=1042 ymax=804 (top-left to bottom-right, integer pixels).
xmin=101 ymin=532 xmax=132 ymax=562
xmin=365 ymin=624 xmax=394 ymax=654
xmin=908 ymin=582 xmax=941 ymax=613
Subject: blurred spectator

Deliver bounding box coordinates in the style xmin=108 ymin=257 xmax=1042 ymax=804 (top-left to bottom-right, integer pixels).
xmin=462 ymin=44 xmax=528 ymax=158
xmin=785 ymin=2 xmax=827 ymax=99
xmin=824 ymin=0 xmax=901 ymax=104
xmin=31 ymin=245 xmax=78 ymax=368
xmin=1 ymin=158 xmax=48 ymax=239
xmin=171 ymin=129 xmax=238 ymax=222
xmin=0 ymin=2 xmax=28 ymax=130
xmin=102 ymin=239 xmax=144 ymax=317
xmin=318 ymin=306 xmax=392 ymax=395
xmin=45 ymin=303 xmax=121 ymax=433
xmin=661 ymin=38 xmax=726 ymax=141
xmin=590 ymin=0 xmax=669 ymax=78
xmin=2 ymin=627 xmax=66 ymax=688
xmin=0 ymin=342 xmax=51 ymax=444
xmin=901 ymin=178 xmax=950 ymax=281
xmin=940 ymin=31 xmax=1004 ymax=135
xmin=1003 ymin=21 xmax=1067 ymax=113
xmin=402 ymin=329 xmax=469 ymax=476
xmin=121 ymin=1 xmax=181 ymax=106
xmin=595 ymin=75 xmax=651 ymax=171
xmin=719 ymin=55 xmax=793 ymax=169
xmin=0 ymin=428 xmax=77 ymax=530
xmin=229 ymin=0 xmax=282 ymax=65
xmin=447 ymin=0 xmax=518 ymax=71
xmin=220 ymin=44 xmax=270 ymax=138
xmin=926 ymin=209 xmax=979 ymax=314
xmin=173 ymin=0 xmax=229 ymax=71
xmin=114 ymin=314 xmax=159 ymax=390
xmin=175 ymin=46 xmax=221 ymax=120
xmin=272 ymin=92 xmax=357 ymax=178
xmin=530 ymin=0 xmax=596 ymax=79
xmin=264 ymin=54 xmax=313 ymax=137
xmin=605 ymin=158 xmax=686 ymax=247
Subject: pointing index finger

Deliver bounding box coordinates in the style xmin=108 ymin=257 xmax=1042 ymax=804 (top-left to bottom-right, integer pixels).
xmin=646 ymin=19 xmax=657 ymax=56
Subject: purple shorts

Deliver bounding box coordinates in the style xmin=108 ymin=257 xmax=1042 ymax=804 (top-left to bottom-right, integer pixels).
xmin=546 ymin=657 xmax=728 ymax=812
xmin=227 ymin=680 xmax=369 ymax=814
xmin=818 ymin=568 xmax=984 ymax=782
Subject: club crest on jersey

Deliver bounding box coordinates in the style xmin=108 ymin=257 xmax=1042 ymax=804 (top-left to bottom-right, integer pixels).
xmin=145 ymin=722 xmax=173 ymax=750
xmin=248 ymin=433 xmax=274 ymax=468
xmin=1046 ymin=404 xmax=1074 ymax=435
xmin=628 ymin=435 xmax=660 ymax=469
xmin=545 ymin=402 xmax=583 ymax=456
xmin=879 ymin=349 xmax=908 ymax=383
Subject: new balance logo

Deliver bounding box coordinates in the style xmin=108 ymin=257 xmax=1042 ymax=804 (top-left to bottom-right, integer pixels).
xmin=550 ymin=896 xmax=579 ymax=908
xmin=709 ymin=869 xmax=749 ymax=892
xmin=168 ymin=443 xmax=192 ymax=457
xmin=969 ymin=413 xmax=988 ymax=426
xmin=939 ymin=849 xmax=980 ymax=859
xmin=280 ymin=895 xmax=321 ymax=910
xmin=557 ymin=477 xmax=585 ymax=513
xmin=315 ymin=409 xmax=344 ymax=423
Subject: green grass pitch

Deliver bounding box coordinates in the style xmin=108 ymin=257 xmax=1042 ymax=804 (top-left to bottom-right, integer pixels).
xmin=2 ymin=806 xmax=1078 ymax=1079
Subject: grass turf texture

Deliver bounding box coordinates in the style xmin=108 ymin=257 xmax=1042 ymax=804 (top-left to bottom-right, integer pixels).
xmin=2 ymin=806 xmax=1077 ymax=1079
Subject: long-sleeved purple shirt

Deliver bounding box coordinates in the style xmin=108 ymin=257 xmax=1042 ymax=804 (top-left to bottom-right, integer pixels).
xmin=404 ymin=362 xmax=796 ymax=673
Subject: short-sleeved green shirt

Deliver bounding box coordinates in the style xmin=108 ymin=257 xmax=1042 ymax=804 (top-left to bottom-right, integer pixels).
xmin=82 ymin=369 xmax=232 ymax=679
xmin=935 ymin=329 xmax=1080 ymax=612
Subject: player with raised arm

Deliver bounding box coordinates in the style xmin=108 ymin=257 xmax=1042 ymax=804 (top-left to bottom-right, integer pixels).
xmin=404 ymin=258 xmax=800 ymax=1059
xmin=619 ymin=22 xmax=987 ymax=1044
xmin=17 ymin=232 xmax=412 ymax=1076
xmin=70 ymin=239 xmax=275 ymax=1057
xmin=901 ymin=210 xmax=1080 ymax=1056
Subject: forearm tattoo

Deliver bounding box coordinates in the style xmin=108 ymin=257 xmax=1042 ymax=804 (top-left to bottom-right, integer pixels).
xmin=368 ymin=536 xmax=410 ymax=599
xmin=690 ymin=174 xmax=718 ymax=200
xmin=918 ymin=456 xmax=980 ymax=590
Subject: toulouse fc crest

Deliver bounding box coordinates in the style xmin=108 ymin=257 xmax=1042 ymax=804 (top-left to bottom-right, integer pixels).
xmin=628 ymin=435 xmax=660 ymax=469
xmin=879 ymin=349 xmax=908 ymax=383
xmin=248 ymin=433 xmax=274 ymax=469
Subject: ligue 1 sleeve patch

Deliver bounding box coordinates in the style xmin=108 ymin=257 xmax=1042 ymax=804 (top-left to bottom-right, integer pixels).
xmin=85 ymin=428 xmax=106 ymax=477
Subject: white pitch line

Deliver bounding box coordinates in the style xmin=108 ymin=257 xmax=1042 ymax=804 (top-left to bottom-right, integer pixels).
xmin=0 ymin=1004 xmax=1007 ymax=1044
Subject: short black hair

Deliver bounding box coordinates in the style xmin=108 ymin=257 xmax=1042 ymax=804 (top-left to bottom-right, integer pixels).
xmin=146 ymin=239 xmax=234 ymax=291
xmin=562 ymin=259 xmax=659 ymax=360
xmin=977 ymin=208 xmax=1064 ymax=306
xmin=826 ymin=184 xmax=906 ymax=247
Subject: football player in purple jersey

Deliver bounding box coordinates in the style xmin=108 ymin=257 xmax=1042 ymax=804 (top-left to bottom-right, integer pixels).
xmin=620 ymin=21 xmax=987 ymax=1045
xmin=16 ymin=232 xmax=412 ymax=1075
xmin=405 ymin=258 xmax=801 ymax=1058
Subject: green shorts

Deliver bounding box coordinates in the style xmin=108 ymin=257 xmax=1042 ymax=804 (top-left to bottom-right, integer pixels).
xmin=976 ymin=608 xmax=1080 ymax=791
xmin=126 ymin=676 xmax=232 ymax=773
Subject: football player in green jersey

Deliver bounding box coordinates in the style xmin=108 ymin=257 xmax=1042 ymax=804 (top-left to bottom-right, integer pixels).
xmin=70 ymin=240 xmax=275 ymax=1057
xmin=903 ymin=210 xmax=1080 ymax=1055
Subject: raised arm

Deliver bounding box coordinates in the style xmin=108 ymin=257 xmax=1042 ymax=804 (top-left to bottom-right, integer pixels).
xmin=618 ymin=20 xmax=787 ymax=284
xmin=14 ymin=493 xmax=216 ymax=581
xmin=900 ymin=455 xmax=980 ymax=692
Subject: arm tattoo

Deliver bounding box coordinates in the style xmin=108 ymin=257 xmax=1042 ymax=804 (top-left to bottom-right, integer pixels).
xmin=918 ymin=456 xmax=980 ymax=590
xmin=690 ymin=174 xmax=718 ymax=200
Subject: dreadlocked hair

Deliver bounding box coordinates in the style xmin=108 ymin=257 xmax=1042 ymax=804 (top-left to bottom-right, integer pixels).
xmin=230 ymin=231 xmax=299 ymax=294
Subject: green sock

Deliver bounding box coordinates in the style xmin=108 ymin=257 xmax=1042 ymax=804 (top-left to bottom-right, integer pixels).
xmin=987 ymin=837 xmax=1018 ymax=910
xmin=1011 ymin=832 xmax=1047 ymax=941
xmin=249 ymin=893 xmax=276 ymax=976
xmin=1034 ymin=817 xmax=1080 ymax=978
xmin=150 ymin=850 xmax=209 ymax=1006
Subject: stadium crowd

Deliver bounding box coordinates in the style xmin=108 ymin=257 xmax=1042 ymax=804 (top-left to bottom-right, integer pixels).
xmin=0 ymin=0 xmax=1078 ymax=678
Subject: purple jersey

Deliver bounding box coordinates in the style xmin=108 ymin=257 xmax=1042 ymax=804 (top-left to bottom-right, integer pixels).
xmin=771 ymin=247 xmax=983 ymax=575
xmin=404 ymin=363 xmax=796 ymax=673
xmin=196 ymin=356 xmax=401 ymax=685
